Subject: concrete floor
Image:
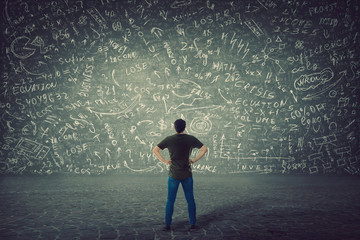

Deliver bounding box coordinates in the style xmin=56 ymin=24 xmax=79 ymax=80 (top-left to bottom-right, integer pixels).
xmin=1 ymin=174 xmax=360 ymax=239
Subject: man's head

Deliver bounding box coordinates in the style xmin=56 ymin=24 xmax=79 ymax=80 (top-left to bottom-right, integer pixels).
xmin=174 ymin=119 xmax=186 ymax=133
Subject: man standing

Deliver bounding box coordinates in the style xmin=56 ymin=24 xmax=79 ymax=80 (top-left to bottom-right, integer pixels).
xmin=153 ymin=119 xmax=208 ymax=231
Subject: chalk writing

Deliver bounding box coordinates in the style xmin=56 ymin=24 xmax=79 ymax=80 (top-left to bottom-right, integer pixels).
xmin=0 ymin=0 xmax=359 ymax=175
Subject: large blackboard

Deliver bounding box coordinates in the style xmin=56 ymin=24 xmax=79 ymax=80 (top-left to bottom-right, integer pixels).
xmin=1 ymin=0 xmax=359 ymax=175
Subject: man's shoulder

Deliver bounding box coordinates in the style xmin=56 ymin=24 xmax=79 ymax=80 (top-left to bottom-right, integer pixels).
xmin=164 ymin=134 xmax=199 ymax=141
xmin=186 ymin=134 xmax=203 ymax=146
xmin=180 ymin=134 xmax=195 ymax=139
xmin=185 ymin=134 xmax=199 ymax=139
xmin=163 ymin=134 xmax=178 ymax=141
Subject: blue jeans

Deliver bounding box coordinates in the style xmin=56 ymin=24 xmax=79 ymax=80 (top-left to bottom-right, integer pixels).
xmin=165 ymin=176 xmax=196 ymax=226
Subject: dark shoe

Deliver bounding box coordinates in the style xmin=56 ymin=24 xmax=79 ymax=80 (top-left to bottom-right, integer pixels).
xmin=190 ymin=225 xmax=197 ymax=230
xmin=163 ymin=225 xmax=171 ymax=231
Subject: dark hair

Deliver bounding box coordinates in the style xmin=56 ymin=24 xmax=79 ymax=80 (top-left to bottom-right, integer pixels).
xmin=174 ymin=119 xmax=186 ymax=133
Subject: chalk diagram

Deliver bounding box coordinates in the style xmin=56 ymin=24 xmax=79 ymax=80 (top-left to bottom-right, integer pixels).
xmin=86 ymin=94 xmax=142 ymax=119
xmin=9 ymin=35 xmax=51 ymax=75
xmin=243 ymin=37 xmax=285 ymax=74
xmin=189 ymin=117 xmax=212 ymax=135
xmin=293 ymin=68 xmax=347 ymax=100
xmin=164 ymin=79 xmax=221 ymax=113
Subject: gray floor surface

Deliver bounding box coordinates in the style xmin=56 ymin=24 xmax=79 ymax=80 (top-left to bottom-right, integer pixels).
xmin=1 ymin=174 xmax=360 ymax=239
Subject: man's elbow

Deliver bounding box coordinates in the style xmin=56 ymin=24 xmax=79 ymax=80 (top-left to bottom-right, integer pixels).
xmin=202 ymin=145 xmax=208 ymax=153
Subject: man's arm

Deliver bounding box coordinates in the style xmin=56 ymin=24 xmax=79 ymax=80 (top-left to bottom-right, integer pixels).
xmin=153 ymin=146 xmax=172 ymax=165
xmin=189 ymin=145 xmax=208 ymax=164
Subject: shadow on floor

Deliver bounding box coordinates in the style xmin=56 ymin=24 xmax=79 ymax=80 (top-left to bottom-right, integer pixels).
xmin=171 ymin=200 xmax=253 ymax=230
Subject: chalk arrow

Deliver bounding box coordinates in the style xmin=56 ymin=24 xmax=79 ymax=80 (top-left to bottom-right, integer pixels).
xmin=137 ymin=120 xmax=153 ymax=126
xmin=86 ymin=94 xmax=141 ymax=117
xmin=135 ymin=136 xmax=146 ymax=144
xmin=180 ymin=79 xmax=201 ymax=89
xmin=112 ymin=69 xmax=120 ymax=87
xmin=170 ymin=0 xmax=192 ymax=8
xmin=116 ymin=147 xmax=121 ymax=155
xmin=221 ymin=134 xmax=226 ymax=141
xmin=154 ymin=70 xmax=160 ymax=78
xmin=105 ymin=148 xmax=111 ymax=157
xmin=171 ymin=90 xmax=192 ymax=98
xmin=218 ymin=88 xmax=232 ymax=104
xmin=94 ymin=151 xmax=101 ymax=159
xmin=123 ymin=161 xmax=157 ymax=172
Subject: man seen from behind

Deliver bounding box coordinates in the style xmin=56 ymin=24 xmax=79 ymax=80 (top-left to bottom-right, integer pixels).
xmin=153 ymin=119 xmax=208 ymax=231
